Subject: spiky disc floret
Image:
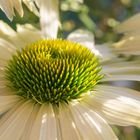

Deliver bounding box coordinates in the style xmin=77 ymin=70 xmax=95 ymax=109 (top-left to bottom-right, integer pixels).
xmin=5 ymin=39 xmax=103 ymax=104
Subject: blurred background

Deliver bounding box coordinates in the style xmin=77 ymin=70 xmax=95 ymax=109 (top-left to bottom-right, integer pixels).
xmin=0 ymin=0 xmax=140 ymax=139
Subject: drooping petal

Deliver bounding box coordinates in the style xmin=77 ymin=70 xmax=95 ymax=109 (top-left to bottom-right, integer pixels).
xmin=0 ymin=0 xmax=39 ymax=19
xmin=69 ymin=102 xmax=118 ymax=140
xmin=0 ymin=38 xmax=16 ymax=60
xmin=0 ymin=63 xmax=6 ymax=81
xmin=0 ymin=100 xmax=34 ymax=140
xmin=23 ymin=0 xmax=39 ymax=16
xmin=12 ymin=0 xmax=23 ymax=17
xmin=0 ymin=0 xmax=14 ymax=20
xmin=67 ymin=29 xmax=114 ymax=60
xmin=29 ymin=103 xmax=57 ymax=140
xmin=113 ymin=36 xmax=140 ymax=55
xmin=113 ymin=13 xmax=140 ymax=56
xmin=16 ymin=24 xmax=42 ymax=47
xmin=0 ymin=20 xmax=41 ymax=49
xmin=0 ymin=20 xmax=16 ymax=37
xmin=67 ymin=29 xmax=98 ymax=54
xmin=83 ymin=85 xmax=140 ymax=126
xmin=0 ymin=95 xmax=21 ymax=114
xmin=95 ymin=44 xmax=116 ymax=61
xmin=40 ymin=0 xmax=59 ymax=38
xmin=20 ymin=103 xmax=40 ymax=140
xmin=0 ymin=0 xmax=24 ymax=20
xmin=0 ymin=85 xmax=16 ymax=95
xmin=102 ymin=61 xmax=140 ymax=81
xmin=57 ymin=103 xmax=81 ymax=140
xmin=115 ymin=13 xmax=140 ymax=33
xmin=0 ymin=60 xmax=7 ymax=68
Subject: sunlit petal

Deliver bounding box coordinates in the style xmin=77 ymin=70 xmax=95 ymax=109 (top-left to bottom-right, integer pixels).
xmin=40 ymin=0 xmax=59 ymax=38
xmin=69 ymin=102 xmax=118 ymax=140
xmin=83 ymin=85 xmax=140 ymax=126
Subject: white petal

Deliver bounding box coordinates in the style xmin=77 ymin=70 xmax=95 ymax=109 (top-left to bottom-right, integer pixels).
xmin=69 ymin=102 xmax=118 ymax=140
xmin=0 ymin=59 xmax=7 ymax=68
xmin=40 ymin=0 xmax=59 ymax=38
xmin=0 ymin=20 xmax=26 ymax=48
xmin=0 ymin=0 xmax=39 ymax=19
xmin=67 ymin=29 xmax=100 ymax=55
xmin=0 ymin=20 xmax=16 ymax=36
xmin=20 ymin=103 xmax=40 ymax=140
xmin=0 ymin=38 xmax=16 ymax=60
xmin=0 ymin=100 xmax=34 ymax=140
xmin=12 ymin=0 xmax=23 ymax=17
xmin=23 ymin=0 xmax=39 ymax=16
xmin=16 ymin=24 xmax=42 ymax=47
xmin=113 ymin=36 xmax=140 ymax=55
xmin=0 ymin=86 xmax=16 ymax=95
xmin=95 ymin=44 xmax=115 ymax=61
xmin=0 ymin=66 xmax=5 ymax=80
xmin=0 ymin=0 xmax=14 ymax=20
xmin=115 ymin=13 xmax=140 ymax=33
xmin=0 ymin=95 xmax=21 ymax=113
xmin=68 ymin=30 xmax=116 ymax=60
xmin=0 ymin=21 xmax=41 ymax=49
xmin=84 ymin=85 xmax=140 ymax=126
xmin=29 ymin=103 xmax=57 ymax=140
xmin=102 ymin=61 xmax=140 ymax=81
xmin=57 ymin=103 xmax=81 ymax=140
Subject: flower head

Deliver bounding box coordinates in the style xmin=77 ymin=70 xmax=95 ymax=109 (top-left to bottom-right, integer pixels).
xmin=0 ymin=2 xmax=140 ymax=140
xmin=6 ymin=39 xmax=102 ymax=104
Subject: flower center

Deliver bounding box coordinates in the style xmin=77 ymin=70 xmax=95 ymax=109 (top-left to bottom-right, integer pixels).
xmin=6 ymin=39 xmax=103 ymax=104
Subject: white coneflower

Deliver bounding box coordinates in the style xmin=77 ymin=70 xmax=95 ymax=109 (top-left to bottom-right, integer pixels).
xmin=113 ymin=13 xmax=140 ymax=55
xmin=0 ymin=2 xmax=140 ymax=140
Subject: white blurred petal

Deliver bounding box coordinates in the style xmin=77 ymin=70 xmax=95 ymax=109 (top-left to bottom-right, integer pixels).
xmin=69 ymin=102 xmax=118 ymax=140
xmin=23 ymin=0 xmax=39 ymax=16
xmin=0 ymin=21 xmax=41 ymax=48
xmin=0 ymin=20 xmax=16 ymax=37
xmin=0 ymin=86 xmax=16 ymax=95
xmin=12 ymin=0 xmax=23 ymax=17
xmin=0 ymin=0 xmax=14 ymax=20
xmin=84 ymin=85 xmax=140 ymax=126
xmin=0 ymin=95 xmax=21 ymax=114
xmin=29 ymin=103 xmax=57 ymax=140
xmin=58 ymin=103 xmax=81 ymax=140
xmin=0 ymin=73 xmax=5 ymax=81
xmin=16 ymin=24 xmax=42 ymax=47
xmin=40 ymin=0 xmax=59 ymax=38
xmin=0 ymin=38 xmax=16 ymax=60
xmin=102 ymin=61 xmax=140 ymax=81
xmin=113 ymin=36 xmax=140 ymax=55
xmin=95 ymin=44 xmax=115 ymax=61
xmin=67 ymin=29 xmax=101 ymax=56
xmin=20 ymin=103 xmax=40 ymax=140
xmin=115 ymin=13 xmax=140 ymax=33
xmin=0 ymin=0 xmax=39 ymax=19
xmin=0 ymin=100 xmax=34 ymax=140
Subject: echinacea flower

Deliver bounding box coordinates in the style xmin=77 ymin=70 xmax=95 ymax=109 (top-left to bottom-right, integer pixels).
xmin=113 ymin=13 xmax=140 ymax=56
xmin=0 ymin=2 xmax=140 ymax=140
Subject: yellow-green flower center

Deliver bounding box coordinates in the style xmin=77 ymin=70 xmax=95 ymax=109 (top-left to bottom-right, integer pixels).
xmin=6 ymin=39 xmax=103 ymax=104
